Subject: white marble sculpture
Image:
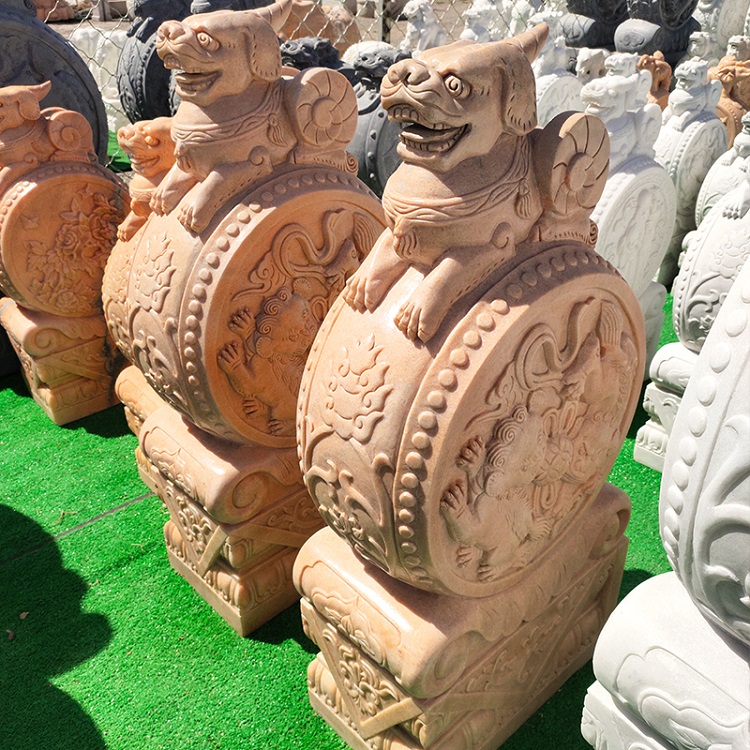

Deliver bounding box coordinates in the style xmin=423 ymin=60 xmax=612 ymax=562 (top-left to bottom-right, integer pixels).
xmin=634 ymin=167 xmax=750 ymax=470
xmin=693 ymin=0 xmax=750 ymax=66
xmin=582 ymin=53 xmax=676 ymax=374
xmin=686 ymin=31 xmax=720 ymax=69
xmin=531 ymin=14 xmax=583 ymax=127
xmin=576 ymin=47 xmax=609 ymax=83
xmin=460 ymin=0 xmax=503 ymax=42
xmin=582 ymin=255 xmax=750 ymax=750
xmin=653 ymin=58 xmax=727 ymax=286
xmin=695 ymin=111 xmax=750 ymax=224
xmin=725 ymin=34 xmax=750 ymax=62
xmin=68 ymin=27 xmax=130 ymax=133
xmin=398 ymin=0 xmax=448 ymax=54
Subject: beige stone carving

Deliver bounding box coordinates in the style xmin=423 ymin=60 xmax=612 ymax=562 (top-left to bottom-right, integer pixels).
xmin=710 ymin=53 xmax=750 ymax=146
xmin=101 ymin=1 xmax=385 ymax=634
xmin=33 ymin=0 xmax=75 ymax=21
xmin=0 ymin=81 xmax=127 ymax=424
xmin=637 ymin=51 xmax=672 ymax=111
xmin=294 ymin=26 xmax=645 ymax=750
xmin=116 ymin=117 xmax=176 ymax=242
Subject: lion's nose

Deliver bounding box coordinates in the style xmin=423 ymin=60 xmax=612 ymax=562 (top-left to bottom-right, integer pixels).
xmin=389 ymin=59 xmax=430 ymax=86
xmin=157 ymin=20 xmax=188 ymax=42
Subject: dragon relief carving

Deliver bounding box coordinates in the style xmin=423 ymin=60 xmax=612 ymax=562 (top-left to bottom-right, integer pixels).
xmin=217 ymin=209 xmax=377 ymax=438
xmin=342 ymin=25 xmax=608 ymax=343
xmin=440 ymin=299 xmax=637 ymax=582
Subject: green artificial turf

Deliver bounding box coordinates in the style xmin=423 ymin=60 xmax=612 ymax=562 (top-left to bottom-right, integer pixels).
xmin=0 ymin=298 xmax=678 ymax=750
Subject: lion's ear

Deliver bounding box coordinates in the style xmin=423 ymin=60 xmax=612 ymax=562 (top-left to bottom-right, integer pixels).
xmin=245 ymin=24 xmax=283 ymax=82
xmin=496 ymin=44 xmax=538 ymax=136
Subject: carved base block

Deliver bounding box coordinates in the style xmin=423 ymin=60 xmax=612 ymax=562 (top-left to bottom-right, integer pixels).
xmin=581 ymin=573 xmax=750 ymax=750
xmin=633 ymin=419 xmax=669 ymax=472
xmin=165 ymin=520 xmax=300 ymax=636
xmin=115 ymin=364 xmax=165 ymax=436
xmin=582 ymin=681 xmax=677 ymax=750
xmin=295 ymin=484 xmax=630 ymax=750
xmin=0 ymin=300 xmax=118 ymax=424
xmin=138 ymin=404 xmax=323 ymax=635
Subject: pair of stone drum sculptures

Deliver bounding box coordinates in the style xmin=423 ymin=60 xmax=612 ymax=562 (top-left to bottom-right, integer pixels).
xmin=0 ymin=6 xmax=648 ymax=750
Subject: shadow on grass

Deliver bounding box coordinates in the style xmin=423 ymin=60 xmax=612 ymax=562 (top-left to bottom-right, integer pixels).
xmin=254 ymin=603 xmax=318 ymax=655
xmin=619 ymin=567 xmax=654 ymax=600
xmin=0 ymin=505 xmax=112 ymax=750
xmin=64 ymin=400 xmax=134 ymax=440
xmin=0 ymin=372 xmax=27 ymax=397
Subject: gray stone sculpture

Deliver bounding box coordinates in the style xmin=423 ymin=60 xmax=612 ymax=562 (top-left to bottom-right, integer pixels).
xmin=347 ymin=44 xmax=408 ymax=196
xmin=561 ymin=0 xmax=629 ymax=50
xmin=583 ymin=255 xmax=750 ymax=750
xmin=615 ymin=0 xmax=699 ymax=68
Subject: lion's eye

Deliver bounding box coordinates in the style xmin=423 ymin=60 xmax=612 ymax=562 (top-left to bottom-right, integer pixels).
xmin=444 ymin=75 xmax=469 ymax=98
xmin=196 ymin=31 xmax=218 ymax=50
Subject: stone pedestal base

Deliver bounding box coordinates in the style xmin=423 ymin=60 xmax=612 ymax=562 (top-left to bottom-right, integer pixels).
xmin=295 ymin=484 xmax=631 ymax=750
xmin=115 ymin=364 xmax=164 ymax=436
xmin=0 ymin=299 xmax=118 ymax=424
xmin=633 ymin=342 xmax=699 ymax=471
xmin=581 ymin=573 xmax=750 ymax=750
xmin=138 ymin=404 xmax=323 ymax=635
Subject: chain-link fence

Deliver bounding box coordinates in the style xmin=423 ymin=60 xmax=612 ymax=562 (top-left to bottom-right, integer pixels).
xmin=35 ymin=0 xmax=535 ymax=168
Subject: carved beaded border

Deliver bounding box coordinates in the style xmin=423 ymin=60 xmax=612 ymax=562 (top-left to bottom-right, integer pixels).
xmin=182 ymin=167 xmax=375 ymax=444
xmin=391 ymin=245 xmax=626 ymax=590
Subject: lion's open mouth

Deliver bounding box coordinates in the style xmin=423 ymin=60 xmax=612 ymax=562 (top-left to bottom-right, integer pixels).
xmin=161 ymin=53 xmax=221 ymax=94
xmin=389 ymin=104 xmax=467 ymax=153
xmin=127 ymin=154 xmax=161 ymax=171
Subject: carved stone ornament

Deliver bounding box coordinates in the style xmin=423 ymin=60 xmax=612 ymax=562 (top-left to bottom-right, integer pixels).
xmin=710 ymin=50 xmax=750 ymax=147
xmin=116 ymin=0 xmax=192 ymax=124
xmin=560 ymin=0 xmax=629 ymax=50
xmin=614 ymin=0 xmax=700 ymax=68
xmin=694 ymin=0 xmax=750 ymax=68
xmin=575 ymin=47 xmax=609 ymax=84
xmin=582 ymin=53 xmax=676 ymax=373
xmin=101 ymin=0 xmax=385 ymax=635
xmin=637 ymin=50 xmax=672 ymax=110
xmin=0 ymin=82 xmax=128 ymax=424
xmin=33 ymin=0 xmax=74 ymax=21
xmin=294 ymin=26 xmax=646 ymax=750
xmin=398 ymin=0 xmax=448 ymax=55
xmin=0 ymin=0 xmax=109 ymax=162
xmin=653 ymin=58 xmax=727 ymax=286
xmin=346 ymin=44 xmax=409 ymax=197
xmin=634 ymin=167 xmax=750 ymax=471
xmin=532 ymin=17 xmax=585 ymax=128
xmin=695 ymin=111 xmax=750 ymax=224
xmin=582 ymin=250 xmax=750 ymax=750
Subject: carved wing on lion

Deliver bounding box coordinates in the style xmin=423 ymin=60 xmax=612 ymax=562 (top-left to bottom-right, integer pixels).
xmin=531 ymin=112 xmax=610 ymax=244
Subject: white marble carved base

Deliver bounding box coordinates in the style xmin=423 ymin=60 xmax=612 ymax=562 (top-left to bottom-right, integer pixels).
xmin=582 ymin=574 xmax=750 ymax=750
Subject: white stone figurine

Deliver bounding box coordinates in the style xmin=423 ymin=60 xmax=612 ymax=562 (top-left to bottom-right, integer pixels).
xmin=686 ymin=30 xmax=720 ymax=69
xmin=653 ymin=59 xmax=727 ymax=286
xmin=695 ymin=111 xmax=750 ymax=224
xmin=583 ymin=255 xmax=750 ymax=750
xmin=582 ymin=52 xmax=676 ymax=375
xmin=693 ymin=0 xmax=750 ymax=67
xmin=634 ymin=163 xmax=750 ymax=470
xmin=398 ymin=0 xmax=448 ymax=54
xmin=460 ymin=0 xmax=503 ymax=42
xmin=530 ymin=14 xmax=583 ymax=127
xmin=575 ymin=47 xmax=609 ymax=83
xmin=725 ymin=34 xmax=750 ymax=62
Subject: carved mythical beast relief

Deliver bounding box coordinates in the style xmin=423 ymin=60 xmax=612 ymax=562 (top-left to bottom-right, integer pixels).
xmin=441 ymin=300 xmax=637 ymax=583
